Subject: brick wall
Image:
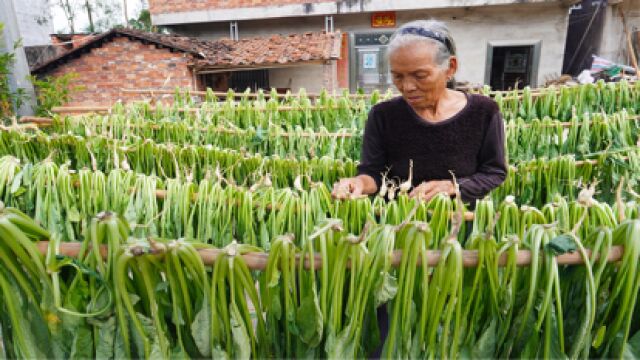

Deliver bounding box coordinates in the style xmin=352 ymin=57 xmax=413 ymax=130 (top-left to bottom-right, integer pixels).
xmin=43 ymin=36 xmax=196 ymax=106
xmin=322 ymin=61 xmax=338 ymax=90
xmin=149 ymin=0 xmax=329 ymax=15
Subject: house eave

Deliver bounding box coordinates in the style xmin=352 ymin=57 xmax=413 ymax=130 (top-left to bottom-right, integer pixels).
xmin=194 ymin=59 xmax=334 ymax=74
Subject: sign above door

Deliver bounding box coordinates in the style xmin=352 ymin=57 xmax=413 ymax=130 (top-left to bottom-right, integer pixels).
xmin=371 ymin=12 xmax=396 ymax=28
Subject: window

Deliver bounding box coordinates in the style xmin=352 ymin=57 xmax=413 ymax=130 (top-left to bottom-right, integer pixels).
xmin=199 ymin=69 xmax=269 ymax=92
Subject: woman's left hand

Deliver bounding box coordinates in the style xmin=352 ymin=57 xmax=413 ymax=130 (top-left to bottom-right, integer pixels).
xmin=409 ymin=180 xmax=455 ymax=201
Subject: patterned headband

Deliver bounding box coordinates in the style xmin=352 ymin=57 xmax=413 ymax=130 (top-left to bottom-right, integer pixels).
xmin=398 ymin=27 xmax=455 ymax=55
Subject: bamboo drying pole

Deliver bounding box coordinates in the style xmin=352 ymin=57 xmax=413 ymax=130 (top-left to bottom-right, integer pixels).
xmin=51 ymin=106 xmax=111 ymax=114
xmin=34 ymin=240 xmax=624 ymax=270
xmin=120 ymin=87 xmax=523 ymax=98
xmin=508 ymin=155 xmax=632 ymax=173
xmin=50 ymin=104 xmax=365 ymax=114
xmin=18 ymin=114 xmax=640 ymax=136
xmin=17 ymin=116 xmax=55 ymax=125
xmin=119 ymin=83 xmax=632 ymax=99
xmin=120 ymin=88 xmax=379 ymax=98
xmin=504 ymin=114 xmax=640 ymax=129
xmin=19 ymin=117 xmax=361 ymax=138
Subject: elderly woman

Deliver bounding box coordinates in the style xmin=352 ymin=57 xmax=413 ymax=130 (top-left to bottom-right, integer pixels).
xmin=332 ymin=20 xmax=507 ymax=205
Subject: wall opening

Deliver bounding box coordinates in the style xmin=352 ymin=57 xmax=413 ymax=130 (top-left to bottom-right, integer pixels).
xmin=199 ymin=73 xmax=229 ymax=91
xmin=486 ymin=41 xmax=541 ymax=90
xmin=349 ymin=32 xmax=394 ymax=93
xmin=229 ymin=69 xmax=269 ymax=92
xmin=562 ymin=0 xmax=606 ymax=76
xmin=489 ymin=46 xmax=533 ymax=90
xmin=200 ymin=69 xmax=270 ymax=92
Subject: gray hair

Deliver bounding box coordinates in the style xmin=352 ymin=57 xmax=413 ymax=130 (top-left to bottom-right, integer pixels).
xmin=387 ymin=20 xmax=456 ymax=69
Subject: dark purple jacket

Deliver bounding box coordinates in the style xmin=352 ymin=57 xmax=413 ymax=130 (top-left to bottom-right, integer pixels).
xmin=357 ymin=93 xmax=507 ymax=203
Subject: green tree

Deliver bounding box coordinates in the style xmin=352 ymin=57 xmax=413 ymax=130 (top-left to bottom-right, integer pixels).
xmin=126 ymin=4 xmax=170 ymax=34
xmin=0 ymin=23 xmax=27 ymax=119
xmin=30 ymin=73 xmax=84 ymax=116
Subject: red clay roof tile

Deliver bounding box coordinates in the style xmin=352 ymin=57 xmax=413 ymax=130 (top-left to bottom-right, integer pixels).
xmin=32 ymin=28 xmax=341 ymax=74
xmin=195 ymin=31 xmax=341 ymax=68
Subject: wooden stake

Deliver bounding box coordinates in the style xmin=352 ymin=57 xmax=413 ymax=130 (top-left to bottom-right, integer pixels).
xmin=619 ymin=7 xmax=639 ymax=75
xmin=18 ymin=116 xmax=56 ymax=125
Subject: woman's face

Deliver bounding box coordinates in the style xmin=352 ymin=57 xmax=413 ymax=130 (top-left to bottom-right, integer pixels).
xmin=389 ymin=43 xmax=455 ymax=109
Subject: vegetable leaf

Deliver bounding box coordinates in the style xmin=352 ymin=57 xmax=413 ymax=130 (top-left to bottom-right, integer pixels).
xmin=623 ymin=330 xmax=640 ymax=359
xmin=69 ymin=325 xmax=93 ymax=359
xmin=95 ymin=317 xmax=116 ymax=360
xmin=545 ymin=234 xmax=577 ymax=255
xmin=374 ymin=272 xmax=398 ymax=307
xmin=473 ymin=320 xmax=497 ymax=359
xmin=295 ymin=293 xmax=323 ymax=347
xmin=230 ymin=308 xmax=251 ymax=360
xmin=191 ymin=299 xmax=211 ymax=357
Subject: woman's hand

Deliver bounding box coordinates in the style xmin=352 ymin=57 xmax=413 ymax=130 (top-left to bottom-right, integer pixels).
xmin=409 ymin=180 xmax=455 ymax=201
xmin=332 ymin=175 xmax=378 ymax=199
xmin=332 ymin=177 xmax=365 ymax=199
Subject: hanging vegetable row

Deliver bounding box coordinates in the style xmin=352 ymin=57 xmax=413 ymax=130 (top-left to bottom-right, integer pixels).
xmin=36 ymin=108 xmax=639 ymax=163
xmin=0 ymin=193 xmax=638 ymax=359
xmin=1 ymin=155 xmax=639 ymax=247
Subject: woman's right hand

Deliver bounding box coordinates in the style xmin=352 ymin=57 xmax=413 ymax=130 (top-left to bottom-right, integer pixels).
xmin=331 ymin=177 xmax=365 ymax=199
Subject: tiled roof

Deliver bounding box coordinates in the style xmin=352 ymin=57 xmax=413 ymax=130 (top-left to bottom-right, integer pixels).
xmin=31 ymin=28 xmax=210 ymax=74
xmin=31 ymin=28 xmax=341 ymax=74
xmin=195 ymin=31 xmax=342 ymax=68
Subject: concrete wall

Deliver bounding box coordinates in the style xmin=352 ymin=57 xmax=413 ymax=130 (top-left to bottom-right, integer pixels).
xmin=600 ymin=2 xmax=640 ymax=66
xmin=269 ymin=64 xmax=327 ymax=93
xmin=171 ymin=3 xmax=572 ymax=87
xmin=151 ymin=0 xmax=576 ymax=25
xmin=1 ymin=0 xmax=37 ymax=115
xmin=12 ymin=0 xmax=52 ymax=46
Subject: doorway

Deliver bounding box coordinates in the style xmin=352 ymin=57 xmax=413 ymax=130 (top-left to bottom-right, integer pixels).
xmin=485 ymin=42 xmax=541 ymax=90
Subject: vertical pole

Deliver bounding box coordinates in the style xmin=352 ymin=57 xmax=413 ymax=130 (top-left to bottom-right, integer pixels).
xmin=324 ymin=16 xmax=334 ymax=33
xmin=618 ymin=6 xmax=639 ymax=74
xmin=230 ymin=21 xmax=239 ymax=41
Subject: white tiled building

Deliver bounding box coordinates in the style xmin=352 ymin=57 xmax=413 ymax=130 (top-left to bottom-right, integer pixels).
xmin=149 ymin=0 xmax=584 ymax=91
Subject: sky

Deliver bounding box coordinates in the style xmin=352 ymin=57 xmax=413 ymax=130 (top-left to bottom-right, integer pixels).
xmin=50 ymin=0 xmax=147 ymax=33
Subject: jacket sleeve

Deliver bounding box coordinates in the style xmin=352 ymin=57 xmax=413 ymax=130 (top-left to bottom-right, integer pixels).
xmin=356 ymin=108 xmax=386 ymax=190
xmin=458 ymin=111 xmax=507 ymax=203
